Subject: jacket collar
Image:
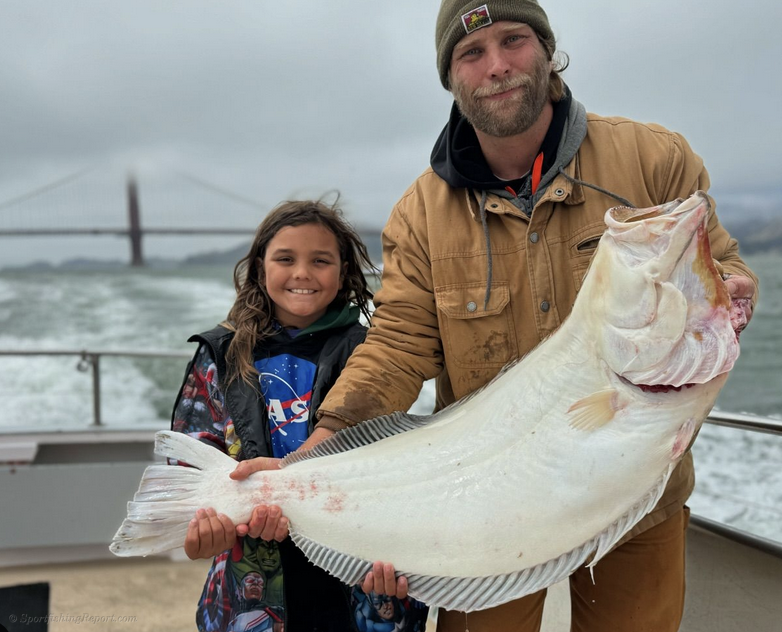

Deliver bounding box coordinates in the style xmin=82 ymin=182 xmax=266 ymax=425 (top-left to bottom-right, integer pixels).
xmin=465 ymin=155 xmax=585 ymax=222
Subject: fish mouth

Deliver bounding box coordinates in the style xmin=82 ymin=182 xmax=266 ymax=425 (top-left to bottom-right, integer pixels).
xmin=605 ymin=192 xmax=714 ymax=279
xmin=615 ymin=372 xmax=699 ymax=394
xmin=607 ymin=195 xmax=702 ymax=224
xmin=600 ymin=192 xmax=738 ymax=388
xmin=632 ymin=380 xmax=695 ymax=394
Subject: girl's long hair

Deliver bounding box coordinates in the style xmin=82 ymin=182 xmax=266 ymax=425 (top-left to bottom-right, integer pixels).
xmin=223 ymin=198 xmax=375 ymax=386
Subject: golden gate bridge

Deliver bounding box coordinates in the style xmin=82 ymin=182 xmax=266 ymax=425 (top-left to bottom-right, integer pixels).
xmin=0 ymin=167 xmax=369 ymax=266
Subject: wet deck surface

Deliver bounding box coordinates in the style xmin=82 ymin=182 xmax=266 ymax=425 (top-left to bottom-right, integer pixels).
xmin=0 ymin=556 xmax=211 ymax=631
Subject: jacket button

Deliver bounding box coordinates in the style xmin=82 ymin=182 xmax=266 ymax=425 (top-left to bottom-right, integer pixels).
xmin=529 ymin=232 xmax=539 ymax=243
xmin=554 ymin=188 xmax=565 ymax=197
xmin=540 ymin=301 xmax=550 ymax=313
xmin=466 ymin=301 xmax=478 ymax=312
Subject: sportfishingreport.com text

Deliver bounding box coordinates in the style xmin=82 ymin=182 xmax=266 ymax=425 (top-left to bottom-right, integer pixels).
xmin=7 ymin=613 xmax=138 ymax=625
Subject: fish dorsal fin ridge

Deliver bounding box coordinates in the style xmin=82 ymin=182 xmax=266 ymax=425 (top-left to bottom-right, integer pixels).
xmin=289 ymin=466 xmax=676 ymax=611
xmin=280 ymin=411 xmax=432 ymax=467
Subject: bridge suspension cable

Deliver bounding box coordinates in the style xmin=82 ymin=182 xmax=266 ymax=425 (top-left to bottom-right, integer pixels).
xmin=0 ymin=166 xmax=96 ymax=212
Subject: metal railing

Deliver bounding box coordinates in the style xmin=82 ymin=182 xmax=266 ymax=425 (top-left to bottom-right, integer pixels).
xmin=0 ymin=348 xmax=779 ymax=435
xmin=689 ymin=410 xmax=782 ymax=557
xmin=689 ymin=514 xmax=782 ymax=559
xmin=703 ymin=409 xmax=782 ymax=436
xmin=0 ymin=349 xmax=190 ymax=427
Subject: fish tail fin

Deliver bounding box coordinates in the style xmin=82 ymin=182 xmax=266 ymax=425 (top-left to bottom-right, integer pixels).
xmin=153 ymin=430 xmax=236 ymax=471
xmin=110 ymin=431 xmax=237 ymax=558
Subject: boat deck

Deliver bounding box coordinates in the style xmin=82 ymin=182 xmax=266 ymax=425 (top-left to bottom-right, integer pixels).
xmin=0 ymin=555 xmax=211 ymax=632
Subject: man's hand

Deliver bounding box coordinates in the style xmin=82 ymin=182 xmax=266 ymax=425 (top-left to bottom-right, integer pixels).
xmin=230 ymin=456 xmax=281 ymax=480
xmin=229 ymin=458 xmax=289 ymax=541
xmin=724 ymin=274 xmax=756 ymax=333
xmin=361 ymin=561 xmax=409 ymax=599
xmin=184 ymin=508 xmax=237 ymax=559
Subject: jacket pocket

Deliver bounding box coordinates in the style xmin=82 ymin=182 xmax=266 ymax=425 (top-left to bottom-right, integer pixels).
xmin=435 ymin=281 xmax=517 ymax=368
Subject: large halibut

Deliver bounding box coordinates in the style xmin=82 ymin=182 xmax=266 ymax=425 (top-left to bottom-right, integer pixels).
xmin=111 ymin=192 xmax=740 ymax=612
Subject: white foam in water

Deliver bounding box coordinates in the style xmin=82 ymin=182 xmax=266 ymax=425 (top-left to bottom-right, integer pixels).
xmin=0 ymin=278 xmax=16 ymax=301
xmin=0 ymin=279 xmax=16 ymax=322
xmin=0 ymin=269 xmax=236 ymax=428
xmin=690 ymin=424 xmax=782 ymax=542
xmin=99 ymin=357 xmax=166 ymax=425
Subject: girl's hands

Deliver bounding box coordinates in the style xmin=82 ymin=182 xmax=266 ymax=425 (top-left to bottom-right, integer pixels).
xmin=184 ymin=508 xmax=237 ymax=559
xmin=238 ymin=504 xmax=290 ymax=541
xmin=361 ymin=561 xmax=409 ymax=599
xmin=184 ymin=503 xmax=290 ymax=560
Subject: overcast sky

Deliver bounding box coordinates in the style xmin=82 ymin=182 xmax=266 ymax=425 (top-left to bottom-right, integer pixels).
xmin=1 ymin=0 xmax=780 ymax=266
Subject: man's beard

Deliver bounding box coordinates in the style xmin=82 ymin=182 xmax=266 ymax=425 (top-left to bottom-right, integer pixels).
xmin=452 ymin=53 xmax=551 ymax=138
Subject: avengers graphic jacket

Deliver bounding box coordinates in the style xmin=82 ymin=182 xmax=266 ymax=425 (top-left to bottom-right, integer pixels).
xmin=171 ymin=303 xmax=428 ymax=632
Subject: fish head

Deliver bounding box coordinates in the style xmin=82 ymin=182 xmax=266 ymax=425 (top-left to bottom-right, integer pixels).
xmin=584 ymin=191 xmax=738 ymax=389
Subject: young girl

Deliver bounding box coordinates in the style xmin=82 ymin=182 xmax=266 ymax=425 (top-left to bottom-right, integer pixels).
xmin=171 ymin=200 xmax=427 ymax=632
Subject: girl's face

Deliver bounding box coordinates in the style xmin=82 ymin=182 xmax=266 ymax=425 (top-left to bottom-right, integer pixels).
xmin=262 ymin=223 xmax=344 ymax=329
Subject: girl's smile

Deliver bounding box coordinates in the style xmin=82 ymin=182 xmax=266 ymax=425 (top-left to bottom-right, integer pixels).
xmin=263 ymin=223 xmax=345 ymax=330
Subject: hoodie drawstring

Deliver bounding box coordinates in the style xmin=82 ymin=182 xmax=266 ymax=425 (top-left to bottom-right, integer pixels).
xmin=557 ymin=167 xmax=637 ymax=209
xmin=479 ymin=190 xmax=493 ymax=311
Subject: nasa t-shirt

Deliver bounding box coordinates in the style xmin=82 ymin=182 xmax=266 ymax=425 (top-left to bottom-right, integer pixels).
xmin=255 ymin=352 xmax=315 ymax=458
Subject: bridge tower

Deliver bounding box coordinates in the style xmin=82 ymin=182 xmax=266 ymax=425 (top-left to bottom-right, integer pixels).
xmin=127 ymin=175 xmax=144 ymax=266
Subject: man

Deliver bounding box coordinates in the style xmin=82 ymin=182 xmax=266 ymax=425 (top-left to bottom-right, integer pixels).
xmin=281 ymin=1 xmax=758 ymax=630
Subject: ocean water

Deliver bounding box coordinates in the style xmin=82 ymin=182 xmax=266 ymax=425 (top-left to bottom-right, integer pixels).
xmin=0 ymin=253 xmax=780 ymax=541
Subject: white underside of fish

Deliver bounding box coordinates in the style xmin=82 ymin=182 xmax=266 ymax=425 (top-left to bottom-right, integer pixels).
xmin=111 ymin=193 xmax=738 ymax=612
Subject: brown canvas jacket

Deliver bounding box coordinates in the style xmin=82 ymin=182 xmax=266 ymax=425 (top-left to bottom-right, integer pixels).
xmin=318 ymin=113 xmax=758 ymax=540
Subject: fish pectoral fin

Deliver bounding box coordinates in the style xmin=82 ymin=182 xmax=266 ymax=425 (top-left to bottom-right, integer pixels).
xmin=567 ymin=389 xmax=622 ymax=432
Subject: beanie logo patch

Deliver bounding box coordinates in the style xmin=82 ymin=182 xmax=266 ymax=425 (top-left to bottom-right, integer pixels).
xmin=461 ymin=5 xmax=492 ymax=34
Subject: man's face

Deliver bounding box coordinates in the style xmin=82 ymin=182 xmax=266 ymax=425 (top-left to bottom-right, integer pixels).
xmin=449 ymin=21 xmax=551 ymax=138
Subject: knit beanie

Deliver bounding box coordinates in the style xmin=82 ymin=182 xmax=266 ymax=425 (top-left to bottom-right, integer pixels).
xmin=435 ymin=0 xmax=555 ymax=89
